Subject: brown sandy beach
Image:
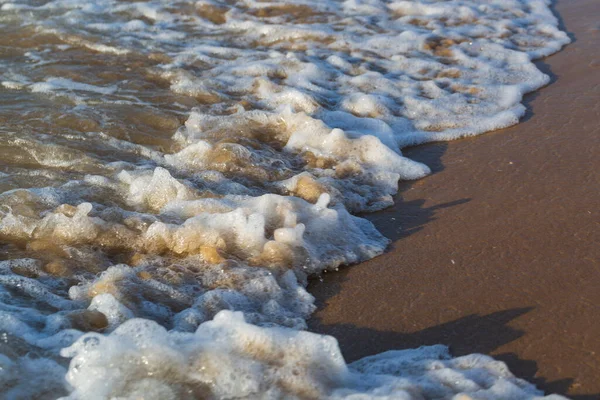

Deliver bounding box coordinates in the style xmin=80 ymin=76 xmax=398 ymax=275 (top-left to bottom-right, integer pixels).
xmin=308 ymin=0 xmax=600 ymax=398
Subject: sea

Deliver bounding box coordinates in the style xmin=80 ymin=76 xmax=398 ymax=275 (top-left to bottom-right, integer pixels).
xmin=0 ymin=0 xmax=570 ymax=398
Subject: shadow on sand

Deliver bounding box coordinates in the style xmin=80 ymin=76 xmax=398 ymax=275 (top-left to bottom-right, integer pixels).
xmin=357 ymin=142 xmax=472 ymax=244
xmin=310 ymin=307 xmax=594 ymax=399
xmin=309 ymin=141 xmax=595 ymax=398
xmin=307 ymin=7 xmax=598 ymax=397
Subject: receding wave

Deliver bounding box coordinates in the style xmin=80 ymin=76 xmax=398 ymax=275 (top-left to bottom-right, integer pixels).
xmin=0 ymin=0 xmax=569 ymax=398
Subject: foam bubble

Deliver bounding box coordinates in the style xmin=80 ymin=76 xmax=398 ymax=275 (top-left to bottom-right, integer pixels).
xmin=60 ymin=311 xmax=566 ymax=400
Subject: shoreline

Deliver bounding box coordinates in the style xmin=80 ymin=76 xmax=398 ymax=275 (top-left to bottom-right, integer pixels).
xmin=308 ymin=0 xmax=600 ymax=398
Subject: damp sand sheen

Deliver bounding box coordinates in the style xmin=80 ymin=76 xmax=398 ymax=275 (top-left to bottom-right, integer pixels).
xmin=0 ymin=0 xmax=571 ymax=399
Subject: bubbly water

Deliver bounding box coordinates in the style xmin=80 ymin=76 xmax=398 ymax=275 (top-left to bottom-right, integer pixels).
xmin=0 ymin=0 xmax=570 ymax=398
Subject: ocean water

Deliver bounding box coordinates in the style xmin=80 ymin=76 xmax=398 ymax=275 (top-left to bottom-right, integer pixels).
xmin=0 ymin=0 xmax=570 ymax=398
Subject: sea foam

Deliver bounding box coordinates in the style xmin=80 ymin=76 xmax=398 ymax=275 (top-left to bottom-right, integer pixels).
xmin=0 ymin=0 xmax=570 ymax=398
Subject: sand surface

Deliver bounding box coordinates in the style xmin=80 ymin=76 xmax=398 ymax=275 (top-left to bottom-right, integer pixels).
xmin=308 ymin=1 xmax=600 ymax=398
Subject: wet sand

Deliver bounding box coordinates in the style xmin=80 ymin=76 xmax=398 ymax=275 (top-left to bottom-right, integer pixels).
xmin=308 ymin=0 xmax=600 ymax=398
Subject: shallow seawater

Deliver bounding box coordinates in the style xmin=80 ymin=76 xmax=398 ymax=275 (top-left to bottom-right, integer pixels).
xmin=0 ymin=0 xmax=570 ymax=398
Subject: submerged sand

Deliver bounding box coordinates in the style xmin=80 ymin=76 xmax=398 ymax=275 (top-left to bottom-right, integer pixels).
xmin=308 ymin=0 xmax=600 ymax=398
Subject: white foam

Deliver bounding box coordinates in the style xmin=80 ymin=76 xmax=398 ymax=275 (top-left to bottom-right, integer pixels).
xmin=0 ymin=0 xmax=571 ymax=397
xmin=60 ymin=310 xmax=566 ymax=400
xmin=30 ymin=77 xmax=117 ymax=95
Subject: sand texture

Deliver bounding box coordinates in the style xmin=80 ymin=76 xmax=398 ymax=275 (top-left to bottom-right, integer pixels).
xmin=309 ymin=0 xmax=600 ymax=398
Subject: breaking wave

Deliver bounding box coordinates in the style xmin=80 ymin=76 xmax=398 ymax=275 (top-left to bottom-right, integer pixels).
xmin=0 ymin=0 xmax=569 ymax=398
